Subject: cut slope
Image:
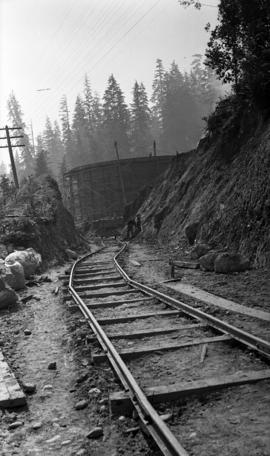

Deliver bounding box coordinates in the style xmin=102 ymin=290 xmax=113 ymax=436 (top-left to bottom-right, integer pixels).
xmin=139 ymin=118 xmax=270 ymax=267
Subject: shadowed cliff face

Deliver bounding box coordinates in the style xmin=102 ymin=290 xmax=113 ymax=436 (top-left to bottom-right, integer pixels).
xmin=138 ymin=119 xmax=270 ymax=267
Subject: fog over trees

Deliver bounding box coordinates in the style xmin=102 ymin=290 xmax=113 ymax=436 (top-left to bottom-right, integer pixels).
xmin=5 ymin=56 xmax=221 ymax=182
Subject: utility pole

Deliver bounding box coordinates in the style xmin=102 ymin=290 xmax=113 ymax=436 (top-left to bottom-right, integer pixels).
xmin=153 ymin=140 xmax=157 ymax=156
xmin=0 ymin=125 xmax=24 ymax=189
xmin=114 ymin=141 xmax=127 ymax=207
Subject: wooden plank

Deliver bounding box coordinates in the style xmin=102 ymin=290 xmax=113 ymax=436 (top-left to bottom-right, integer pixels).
xmin=62 ymin=275 xmax=123 ymax=284
xmin=87 ymin=323 xmax=207 ymax=341
xmin=74 ymin=281 xmax=127 ymax=292
xmin=86 ymin=297 xmax=154 ymax=309
xmin=98 ymin=310 xmax=182 ymax=325
xmin=0 ymin=354 xmax=26 ymax=408
xmin=74 ymin=267 xmax=115 ymax=275
xmin=63 ymin=289 xmax=137 ymax=301
xmin=92 ymin=335 xmax=231 ymax=363
xmin=172 ymin=261 xmax=199 ymax=269
xmin=110 ymin=369 xmax=270 ymax=414
xmin=165 ymin=282 xmax=270 ymax=322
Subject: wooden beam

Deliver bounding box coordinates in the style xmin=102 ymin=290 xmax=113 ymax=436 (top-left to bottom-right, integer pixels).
xmin=92 ymin=335 xmax=231 ymax=363
xmin=0 ymin=352 xmax=26 ymax=408
xmin=87 ymin=323 xmax=207 ymax=341
xmin=97 ymin=309 xmax=182 ymax=325
xmin=74 ymin=281 xmax=126 ymax=292
xmin=86 ymin=297 xmax=154 ymax=309
xmin=63 ymin=288 xmax=137 ymax=301
xmin=110 ymin=369 xmax=270 ymax=415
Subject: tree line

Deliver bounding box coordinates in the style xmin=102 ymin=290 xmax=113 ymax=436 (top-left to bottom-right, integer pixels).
xmin=3 ymin=56 xmax=220 ymax=184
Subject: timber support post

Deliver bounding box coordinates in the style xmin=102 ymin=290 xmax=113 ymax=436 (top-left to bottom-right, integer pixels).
xmin=0 ymin=125 xmax=24 ymax=189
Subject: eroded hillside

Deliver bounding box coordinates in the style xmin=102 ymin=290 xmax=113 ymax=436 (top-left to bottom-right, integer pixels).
xmin=139 ymin=116 xmax=270 ymax=267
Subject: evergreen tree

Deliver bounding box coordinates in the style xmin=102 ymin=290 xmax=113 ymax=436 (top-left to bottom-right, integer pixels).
xmin=0 ymin=161 xmax=7 ymax=176
xmin=130 ymin=81 xmax=152 ymax=156
xmin=151 ymin=59 xmax=167 ymax=141
xmin=35 ymin=150 xmax=49 ymax=177
xmin=59 ymin=95 xmax=74 ymax=168
xmin=72 ymin=95 xmax=89 ymax=163
xmin=162 ymin=61 xmax=201 ymax=152
xmin=53 ymin=121 xmax=65 ymax=179
xmin=102 ymin=74 xmax=131 ymax=159
xmin=42 ymin=117 xmax=55 ymax=174
xmin=7 ymin=92 xmax=34 ymax=179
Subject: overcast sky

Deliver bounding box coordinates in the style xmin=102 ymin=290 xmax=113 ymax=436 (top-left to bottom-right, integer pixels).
xmin=0 ymin=0 xmax=218 ymax=163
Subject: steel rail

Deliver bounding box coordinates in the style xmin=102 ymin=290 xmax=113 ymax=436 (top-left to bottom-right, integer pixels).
xmin=114 ymin=243 xmax=270 ymax=361
xmin=68 ymin=246 xmax=189 ymax=456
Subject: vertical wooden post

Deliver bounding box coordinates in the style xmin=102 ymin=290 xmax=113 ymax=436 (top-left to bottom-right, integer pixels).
xmin=153 ymin=140 xmax=157 ymax=156
xmin=5 ymin=125 xmax=19 ymax=189
xmin=114 ymin=141 xmax=127 ymax=207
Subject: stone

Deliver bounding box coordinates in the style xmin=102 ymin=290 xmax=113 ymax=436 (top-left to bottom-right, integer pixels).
xmin=100 ymin=405 xmax=106 ymax=412
xmin=118 ymin=415 xmax=125 ymax=422
xmin=48 ymin=362 xmax=57 ymax=370
xmin=24 ymin=329 xmax=32 ymax=336
xmin=88 ymin=387 xmax=101 ymax=397
xmin=86 ymin=426 xmax=103 ymax=439
xmin=65 ymin=249 xmax=78 ymax=260
xmin=184 ymin=222 xmax=199 ymax=245
xmin=75 ymin=399 xmax=88 ymax=410
xmin=199 ymin=251 xmax=219 ymax=272
xmin=43 ymin=384 xmax=53 ymax=391
xmin=5 ymin=248 xmax=42 ymax=279
xmin=0 ymin=288 xmax=18 ymax=309
xmin=190 ymin=243 xmax=211 ymax=259
xmin=61 ymin=440 xmax=72 ymax=446
xmin=76 ymin=450 xmax=87 ymax=456
xmin=76 ymin=373 xmax=88 ymax=384
xmin=0 ymin=277 xmax=6 ymax=291
xmin=3 ymin=261 xmax=25 ymax=290
xmin=214 ymin=252 xmax=250 ymax=274
xmin=22 ymin=383 xmax=36 ymax=394
xmin=160 ymin=413 xmax=172 ymax=422
xmin=46 ymin=435 xmax=61 ymax=444
xmin=32 ymin=422 xmax=42 ymax=430
xmin=8 ymin=421 xmax=23 ymax=430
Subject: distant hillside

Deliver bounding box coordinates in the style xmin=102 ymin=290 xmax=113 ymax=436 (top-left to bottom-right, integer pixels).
xmin=138 ymin=113 xmax=270 ymax=267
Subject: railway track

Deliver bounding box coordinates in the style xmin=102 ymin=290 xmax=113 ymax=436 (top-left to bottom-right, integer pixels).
xmin=63 ymin=240 xmax=270 ymax=456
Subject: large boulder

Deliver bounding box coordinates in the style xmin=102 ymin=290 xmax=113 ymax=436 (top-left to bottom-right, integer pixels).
xmin=3 ymin=261 xmax=25 ymax=290
xmin=0 ymin=278 xmax=18 ymax=309
xmin=5 ymin=248 xmax=42 ymax=278
xmin=190 ymin=243 xmax=211 ymax=260
xmin=199 ymin=251 xmax=219 ymax=272
xmin=214 ymin=252 xmax=250 ymax=274
xmin=185 ymin=222 xmax=199 ymax=245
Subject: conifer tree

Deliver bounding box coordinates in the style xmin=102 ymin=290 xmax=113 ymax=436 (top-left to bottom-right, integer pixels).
xmin=0 ymin=162 xmax=7 ymax=176
xmin=35 ymin=150 xmax=49 ymax=177
xmin=162 ymin=61 xmax=200 ymax=152
xmin=102 ymin=74 xmax=131 ymax=160
xmin=7 ymin=92 xmax=34 ymax=179
xmin=130 ymin=81 xmax=152 ymax=156
xmin=151 ymin=59 xmax=166 ymax=141
xmin=59 ymin=95 xmax=74 ymax=168
xmin=72 ymin=95 xmax=89 ymax=163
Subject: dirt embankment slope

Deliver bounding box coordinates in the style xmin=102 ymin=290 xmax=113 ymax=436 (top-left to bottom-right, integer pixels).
xmin=0 ymin=175 xmax=81 ymax=265
xmin=139 ymin=117 xmax=270 ymax=267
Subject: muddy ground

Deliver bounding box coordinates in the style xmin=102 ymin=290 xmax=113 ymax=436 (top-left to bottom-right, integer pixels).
xmin=0 ymin=238 xmax=270 ymax=456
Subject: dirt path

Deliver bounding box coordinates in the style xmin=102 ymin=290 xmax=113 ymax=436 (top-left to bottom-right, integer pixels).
xmin=0 ymin=259 xmax=153 ymax=456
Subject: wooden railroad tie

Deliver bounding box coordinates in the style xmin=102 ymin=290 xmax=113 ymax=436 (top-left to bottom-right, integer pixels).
xmin=92 ymin=334 xmax=231 ymax=363
xmin=63 ymin=288 xmax=137 ymax=301
xmin=97 ymin=309 xmax=182 ymax=325
xmin=110 ymin=369 xmax=270 ymax=415
xmin=87 ymin=322 xmax=208 ymax=341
